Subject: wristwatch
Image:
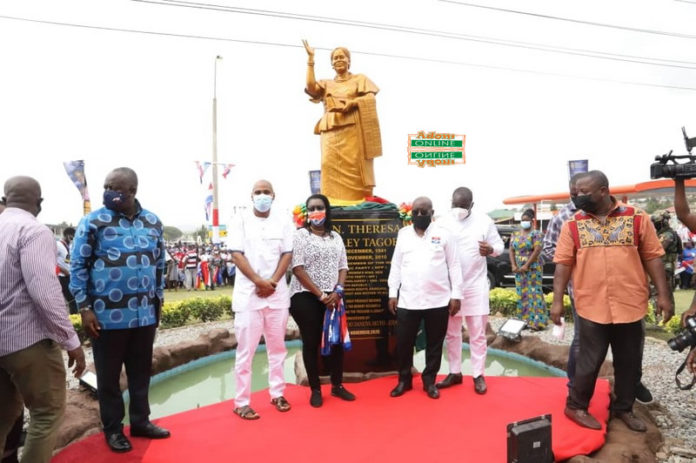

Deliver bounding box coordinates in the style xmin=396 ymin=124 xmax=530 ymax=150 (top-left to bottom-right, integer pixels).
xmin=79 ymin=307 xmax=92 ymax=313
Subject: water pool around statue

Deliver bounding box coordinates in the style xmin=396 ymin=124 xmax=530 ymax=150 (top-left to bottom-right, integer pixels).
xmin=126 ymin=341 xmax=564 ymax=420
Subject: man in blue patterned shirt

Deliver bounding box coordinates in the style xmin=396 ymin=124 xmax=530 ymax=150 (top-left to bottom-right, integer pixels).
xmin=70 ymin=167 xmax=170 ymax=453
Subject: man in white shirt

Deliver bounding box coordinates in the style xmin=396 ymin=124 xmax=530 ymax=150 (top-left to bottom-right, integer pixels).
xmin=56 ymin=227 xmax=77 ymax=314
xmin=387 ymin=196 xmax=463 ymax=399
xmin=436 ymin=187 xmax=504 ymax=395
xmin=229 ymin=180 xmax=293 ymax=420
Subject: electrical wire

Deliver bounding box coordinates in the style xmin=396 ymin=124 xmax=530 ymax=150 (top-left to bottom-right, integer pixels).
xmin=1 ymin=13 xmax=695 ymax=92
xmin=132 ymin=0 xmax=696 ymax=70
xmin=439 ymin=0 xmax=696 ymax=40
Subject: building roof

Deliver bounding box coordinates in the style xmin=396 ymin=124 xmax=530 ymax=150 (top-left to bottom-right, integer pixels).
xmin=503 ymin=179 xmax=696 ymax=205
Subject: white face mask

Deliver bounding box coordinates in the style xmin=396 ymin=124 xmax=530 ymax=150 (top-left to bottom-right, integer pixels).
xmin=520 ymin=220 xmax=532 ymax=229
xmin=451 ymin=207 xmax=470 ymax=221
xmin=252 ymin=194 xmax=273 ymax=213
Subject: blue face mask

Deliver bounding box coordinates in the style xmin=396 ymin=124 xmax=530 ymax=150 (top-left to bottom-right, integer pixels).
xmin=103 ymin=190 xmax=127 ymax=211
xmin=520 ymin=220 xmax=532 ymax=229
xmin=253 ymin=194 xmax=273 ymax=213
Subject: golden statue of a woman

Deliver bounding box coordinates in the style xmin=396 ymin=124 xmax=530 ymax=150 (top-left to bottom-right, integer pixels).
xmin=303 ymin=40 xmax=382 ymax=203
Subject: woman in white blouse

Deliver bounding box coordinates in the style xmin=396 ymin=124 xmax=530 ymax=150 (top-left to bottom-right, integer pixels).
xmin=289 ymin=194 xmax=356 ymax=408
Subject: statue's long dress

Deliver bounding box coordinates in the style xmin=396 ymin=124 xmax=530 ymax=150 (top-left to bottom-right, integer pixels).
xmin=309 ymin=74 xmax=382 ymax=202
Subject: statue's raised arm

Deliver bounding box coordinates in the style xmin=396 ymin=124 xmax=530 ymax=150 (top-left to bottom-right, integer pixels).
xmin=303 ymin=40 xmax=320 ymax=98
xmin=303 ymin=43 xmax=383 ymax=203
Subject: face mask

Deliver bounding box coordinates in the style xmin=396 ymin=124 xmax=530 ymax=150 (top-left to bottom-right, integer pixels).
xmin=253 ymin=194 xmax=273 ymax=213
xmin=103 ymin=190 xmax=127 ymax=211
xmin=572 ymin=194 xmax=598 ymax=214
xmin=520 ymin=220 xmax=531 ymax=229
xmin=451 ymin=207 xmax=470 ymax=221
xmin=412 ymin=214 xmax=432 ymax=230
xmin=308 ymin=210 xmax=326 ymax=226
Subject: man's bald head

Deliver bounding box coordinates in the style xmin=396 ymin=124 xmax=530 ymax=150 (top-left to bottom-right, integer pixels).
xmin=3 ymin=176 xmax=43 ymax=216
xmin=106 ymin=167 xmax=138 ymax=191
xmin=251 ymin=179 xmax=274 ymax=196
xmin=452 ymin=187 xmax=473 ymax=210
xmin=103 ymin=167 xmax=138 ymax=216
xmin=250 ymin=179 xmax=275 ymax=217
xmin=412 ymin=196 xmax=432 ymax=210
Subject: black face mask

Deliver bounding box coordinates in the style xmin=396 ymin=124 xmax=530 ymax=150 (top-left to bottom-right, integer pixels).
xmin=412 ymin=214 xmax=432 ymax=230
xmin=572 ymin=194 xmax=598 ymax=214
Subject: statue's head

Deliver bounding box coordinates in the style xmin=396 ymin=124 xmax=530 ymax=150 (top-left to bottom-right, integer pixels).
xmin=331 ymin=47 xmax=351 ymax=73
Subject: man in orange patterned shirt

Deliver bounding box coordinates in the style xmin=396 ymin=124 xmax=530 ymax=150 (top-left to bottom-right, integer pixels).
xmin=551 ymin=170 xmax=673 ymax=432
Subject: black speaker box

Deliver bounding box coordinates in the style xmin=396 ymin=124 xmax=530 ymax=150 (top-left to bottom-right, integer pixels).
xmin=506 ymin=414 xmax=553 ymax=463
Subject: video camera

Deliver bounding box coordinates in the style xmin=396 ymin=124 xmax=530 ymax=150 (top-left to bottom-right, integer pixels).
xmin=650 ymin=127 xmax=696 ymax=179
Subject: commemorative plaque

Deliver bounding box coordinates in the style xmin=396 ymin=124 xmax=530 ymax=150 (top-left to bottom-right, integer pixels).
xmin=325 ymin=208 xmax=402 ymax=373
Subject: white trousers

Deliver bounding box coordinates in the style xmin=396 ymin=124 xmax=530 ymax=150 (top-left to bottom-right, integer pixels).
xmin=444 ymin=314 xmax=488 ymax=378
xmin=233 ymin=307 xmax=289 ymax=408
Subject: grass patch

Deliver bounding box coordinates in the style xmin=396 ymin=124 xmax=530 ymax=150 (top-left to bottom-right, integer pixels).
xmin=674 ymin=289 xmax=694 ymax=317
xmin=163 ymin=286 xmax=233 ymax=303
xmin=647 ymin=289 xmax=693 ymax=341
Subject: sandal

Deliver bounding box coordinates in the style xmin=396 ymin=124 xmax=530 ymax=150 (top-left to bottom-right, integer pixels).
xmin=233 ymin=405 xmax=260 ymax=420
xmin=271 ymin=396 xmax=291 ymax=412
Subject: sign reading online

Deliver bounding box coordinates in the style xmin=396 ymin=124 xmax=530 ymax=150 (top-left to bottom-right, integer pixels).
xmin=408 ymin=131 xmax=466 ymax=168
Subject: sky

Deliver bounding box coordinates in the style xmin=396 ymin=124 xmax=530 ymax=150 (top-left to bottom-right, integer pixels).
xmin=2 ymin=0 xmax=696 ymax=231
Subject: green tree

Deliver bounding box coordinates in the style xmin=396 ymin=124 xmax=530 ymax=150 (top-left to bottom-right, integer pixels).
xmin=163 ymin=225 xmax=183 ymax=241
xmin=192 ymin=224 xmax=209 ymax=243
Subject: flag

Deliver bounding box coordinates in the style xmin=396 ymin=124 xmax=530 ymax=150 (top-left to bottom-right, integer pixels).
xmin=204 ymin=182 xmax=213 ymax=221
xmin=222 ymin=163 xmax=234 ymax=179
xmin=195 ymin=161 xmax=212 ymax=184
xmin=320 ymin=297 xmax=352 ymax=356
xmin=195 ymin=161 xmax=204 ymax=183
xmin=63 ymin=160 xmax=91 ymax=214
xmin=63 ymin=160 xmax=90 ymax=201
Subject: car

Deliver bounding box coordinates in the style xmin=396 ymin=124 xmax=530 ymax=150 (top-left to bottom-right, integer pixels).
xmin=486 ymin=225 xmax=556 ymax=291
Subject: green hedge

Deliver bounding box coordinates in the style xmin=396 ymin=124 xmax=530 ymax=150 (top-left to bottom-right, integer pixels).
xmin=69 ymin=291 xmax=683 ymax=337
xmin=489 ymin=287 xmax=684 ymax=335
xmin=69 ymin=296 xmax=233 ymax=336
xmin=489 ymin=287 xmax=573 ymax=321
xmin=161 ymin=296 xmax=232 ymax=327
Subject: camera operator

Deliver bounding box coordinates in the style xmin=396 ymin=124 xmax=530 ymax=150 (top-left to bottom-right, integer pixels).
xmin=674 ymin=178 xmax=696 ymax=324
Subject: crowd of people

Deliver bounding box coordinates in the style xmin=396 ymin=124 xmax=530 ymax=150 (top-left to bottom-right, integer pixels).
xmin=164 ymin=244 xmax=236 ymax=292
xmin=4 ymin=166 xmax=696 ymax=462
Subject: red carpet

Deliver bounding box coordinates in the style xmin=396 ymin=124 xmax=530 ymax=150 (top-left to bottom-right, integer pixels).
xmin=53 ymin=376 xmax=610 ymax=463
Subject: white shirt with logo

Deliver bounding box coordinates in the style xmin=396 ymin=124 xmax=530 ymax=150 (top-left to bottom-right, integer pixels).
xmin=387 ymin=223 xmax=463 ymax=310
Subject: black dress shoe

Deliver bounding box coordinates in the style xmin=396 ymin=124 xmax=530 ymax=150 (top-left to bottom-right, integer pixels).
xmin=106 ymin=432 xmax=132 ymax=453
xmin=130 ymin=422 xmax=171 ymax=439
xmin=473 ymin=375 xmax=487 ymax=395
xmin=635 ymin=382 xmax=653 ymax=404
xmin=435 ymin=373 xmax=463 ymax=389
xmin=310 ymin=389 xmax=323 ymax=408
xmin=424 ymin=384 xmax=440 ymax=399
xmin=331 ymin=385 xmax=356 ymax=401
xmin=390 ymin=382 xmax=413 ymax=397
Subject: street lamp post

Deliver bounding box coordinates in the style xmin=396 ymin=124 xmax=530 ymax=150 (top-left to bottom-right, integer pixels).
xmin=211 ymin=55 xmax=222 ymax=243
